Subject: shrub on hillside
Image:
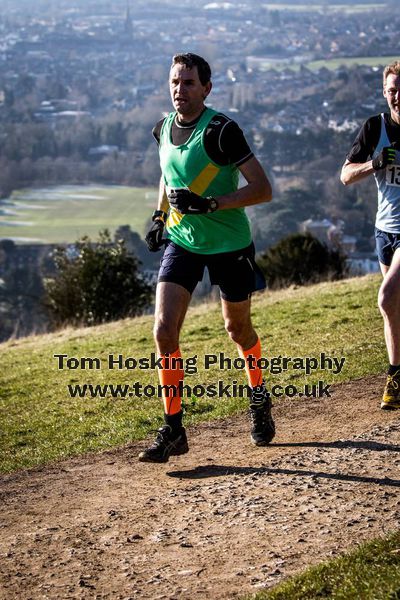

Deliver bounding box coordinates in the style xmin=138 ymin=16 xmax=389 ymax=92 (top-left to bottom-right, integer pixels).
xmin=44 ymin=230 xmax=152 ymax=327
xmin=258 ymin=232 xmax=348 ymax=289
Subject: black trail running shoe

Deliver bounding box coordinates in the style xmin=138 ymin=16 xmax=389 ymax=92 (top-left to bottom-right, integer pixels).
xmin=138 ymin=425 xmax=189 ymax=463
xmin=249 ymin=382 xmax=275 ymax=446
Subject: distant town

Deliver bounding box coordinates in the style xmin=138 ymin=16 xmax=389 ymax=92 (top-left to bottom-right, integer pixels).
xmin=0 ymin=1 xmax=397 ymax=126
xmin=0 ymin=0 xmax=399 ymax=339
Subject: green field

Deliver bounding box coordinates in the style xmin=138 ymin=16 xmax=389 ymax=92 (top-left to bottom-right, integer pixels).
xmin=253 ymin=54 xmax=400 ymax=72
xmin=307 ymin=55 xmax=400 ymax=71
xmin=263 ymin=3 xmax=387 ymax=13
xmin=0 ymin=185 xmax=157 ymax=244
xmin=247 ymin=55 xmax=399 ymax=71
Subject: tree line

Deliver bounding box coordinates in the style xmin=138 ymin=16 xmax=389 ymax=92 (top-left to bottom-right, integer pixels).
xmin=0 ymin=92 xmax=166 ymax=197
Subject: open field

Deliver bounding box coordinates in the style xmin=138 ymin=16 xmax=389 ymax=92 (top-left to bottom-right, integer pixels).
xmin=307 ymin=54 xmax=400 ymax=71
xmin=263 ymin=3 xmax=387 ymax=13
xmin=0 ymin=185 xmax=157 ymax=243
xmin=248 ymin=54 xmax=399 ymax=73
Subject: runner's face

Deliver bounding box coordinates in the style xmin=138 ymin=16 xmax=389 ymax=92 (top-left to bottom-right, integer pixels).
xmin=384 ymin=73 xmax=400 ymax=124
xmin=169 ymin=63 xmax=211 ymax=122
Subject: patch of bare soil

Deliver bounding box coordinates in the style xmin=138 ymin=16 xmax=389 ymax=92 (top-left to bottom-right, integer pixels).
xmin=1 ymin=374 xmax=399 ymax=600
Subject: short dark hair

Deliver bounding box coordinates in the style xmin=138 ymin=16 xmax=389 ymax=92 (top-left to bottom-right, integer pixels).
xmin=171 ymin=53 xmax=211 ymax=85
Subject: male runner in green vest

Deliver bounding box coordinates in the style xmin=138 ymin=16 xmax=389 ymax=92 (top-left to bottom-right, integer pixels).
xmin=140 ymin=53 xmax=274 ymax=463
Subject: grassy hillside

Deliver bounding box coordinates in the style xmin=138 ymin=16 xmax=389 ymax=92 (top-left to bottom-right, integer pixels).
xmin=0 ymin=274 xmax=387 ymax=473
xmin=0 ymin=185 xmax=157 ymax=243
xmin=251 ymin=531 xmax=400 ymax=600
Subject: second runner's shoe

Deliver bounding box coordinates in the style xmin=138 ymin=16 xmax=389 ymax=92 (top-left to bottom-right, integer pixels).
xmin=381 ymin=371 xmax=400 ymax=410
xmin=249 ymin=381 xmax=275 ymax=446
xmin=138 ymin=425 xmax=189 ymax=463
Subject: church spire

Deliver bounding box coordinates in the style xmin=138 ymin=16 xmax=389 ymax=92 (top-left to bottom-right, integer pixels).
xmin=124 ymin=1 xmax=133 ymax=39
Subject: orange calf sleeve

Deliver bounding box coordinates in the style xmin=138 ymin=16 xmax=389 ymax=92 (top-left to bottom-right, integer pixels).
xmin=237 ymin=338 xmax=263 ymax=388
xmin=158 ymin=348 xmax=184 ymax=415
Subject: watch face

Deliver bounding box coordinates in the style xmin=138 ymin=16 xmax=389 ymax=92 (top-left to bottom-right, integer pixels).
xmin=209 ymin=199 xmax=217 ymax=212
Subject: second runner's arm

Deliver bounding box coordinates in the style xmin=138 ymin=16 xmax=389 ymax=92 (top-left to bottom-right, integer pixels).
xmin=341 ymin=145 xmax=397 ymax=186
xmin=340 ymin=159 xmax=375 ymax=185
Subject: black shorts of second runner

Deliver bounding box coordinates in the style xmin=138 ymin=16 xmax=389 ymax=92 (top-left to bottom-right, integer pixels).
xmin=158 ymin=241 xmax=266 ymax=302
xmin=375 ymin=227 xmax=400 ymax=266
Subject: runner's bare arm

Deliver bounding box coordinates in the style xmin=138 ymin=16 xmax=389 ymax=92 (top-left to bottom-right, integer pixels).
xmin=340 ymin=159 xmax=375 ymax=185
xmin=216 ymin=157 xmax=272 ymax=209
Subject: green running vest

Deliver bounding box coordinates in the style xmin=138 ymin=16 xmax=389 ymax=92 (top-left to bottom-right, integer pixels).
xmin=159 ymin=107 xmax=252 ymax=254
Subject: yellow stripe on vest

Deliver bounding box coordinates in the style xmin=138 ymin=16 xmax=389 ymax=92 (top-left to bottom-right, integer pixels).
xmin=190 ymin=162 xmax=220 ymax=195
xmin=167 ymin=207 xmax=183 ymax=228
xmin=167 ymin=162 xmax=220 ymax=229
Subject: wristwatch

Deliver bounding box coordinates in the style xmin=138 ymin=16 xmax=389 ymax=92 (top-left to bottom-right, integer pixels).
xmin=207 ymin=197 xmax=219 ymax=212
xmin=151 ymin=210 xmax=167 ymax=223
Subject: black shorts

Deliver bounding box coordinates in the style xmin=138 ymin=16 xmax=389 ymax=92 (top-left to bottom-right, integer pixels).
xmin=375 ymin=227 xmax=400 ymax=266
xmin=158 ymin=241 xmax=266 ymax=302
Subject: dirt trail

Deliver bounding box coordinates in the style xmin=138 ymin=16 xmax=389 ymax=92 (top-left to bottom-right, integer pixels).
xmin=1 ymin=374 xmax=400 ymax=600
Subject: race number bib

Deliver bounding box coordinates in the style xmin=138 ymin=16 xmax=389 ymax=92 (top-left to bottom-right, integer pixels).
xmin=386 ymin=165 xmax=400 ymax=187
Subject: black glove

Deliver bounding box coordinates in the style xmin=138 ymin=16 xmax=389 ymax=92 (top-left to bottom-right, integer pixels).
xmin=372 ymin=146 xmax=397 ymax=170
xmin=168 ymin=188 xmax=218 ymax=214
xmin=145 ymin=219 xmax=165 ymax=252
